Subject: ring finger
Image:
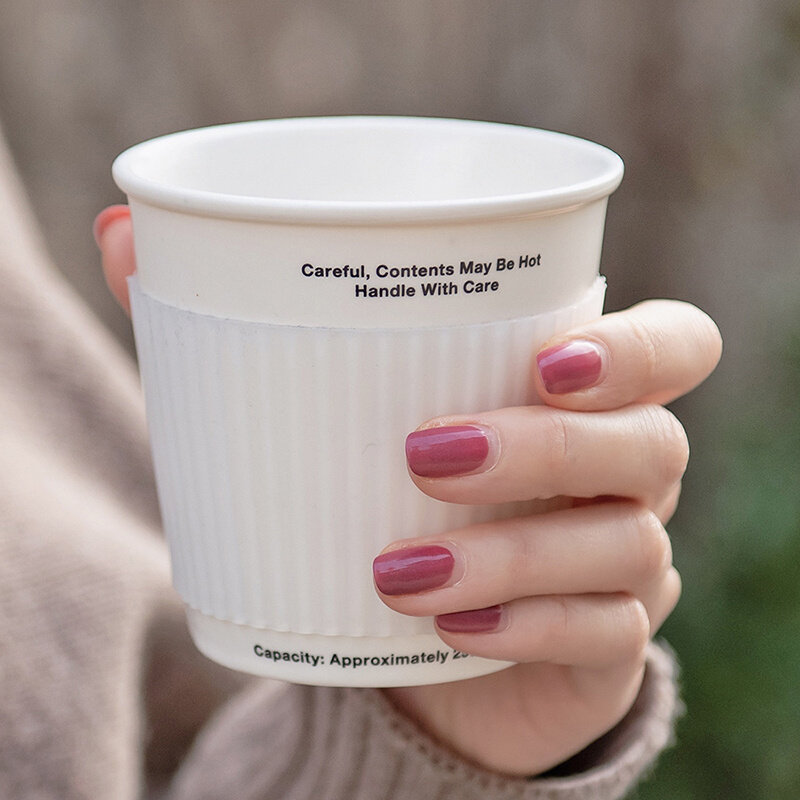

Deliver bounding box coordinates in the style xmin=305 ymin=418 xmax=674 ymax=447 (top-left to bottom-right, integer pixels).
xmin=374 ymin=501 xmax=674 ymax=623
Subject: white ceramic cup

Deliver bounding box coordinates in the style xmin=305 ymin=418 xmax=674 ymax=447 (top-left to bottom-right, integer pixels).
xmin=113 ymin=116 xmax=623 ymax=687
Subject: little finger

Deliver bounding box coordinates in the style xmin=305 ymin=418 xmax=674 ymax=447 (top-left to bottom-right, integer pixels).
xmin=434 ymin=593 xmax=650 ymax=669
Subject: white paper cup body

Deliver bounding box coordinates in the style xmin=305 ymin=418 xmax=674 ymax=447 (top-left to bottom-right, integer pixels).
xmin=113 ymin=117 xmax=623 ymax=687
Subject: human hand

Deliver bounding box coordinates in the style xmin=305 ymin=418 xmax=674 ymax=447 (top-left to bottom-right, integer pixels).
xmin=94 ymin=205 xmax=722 ymax=777
xmin=374 ymin=298 xmax=721 ymax=775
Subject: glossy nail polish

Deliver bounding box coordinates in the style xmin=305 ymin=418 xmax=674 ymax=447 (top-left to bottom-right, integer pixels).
xmin=537 ymin=340 xmax=604 ymax=394
xmin=436 ymin=605 xmax=505 ymax=633
xmin=405 ymin=425 xmax=490 ymax=478
xmin=373 ymin=545 xmax=455 ymax=595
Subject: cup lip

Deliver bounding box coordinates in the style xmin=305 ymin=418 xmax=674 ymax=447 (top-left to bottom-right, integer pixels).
xmin=112 ymin=116 xmax=624 ymax=226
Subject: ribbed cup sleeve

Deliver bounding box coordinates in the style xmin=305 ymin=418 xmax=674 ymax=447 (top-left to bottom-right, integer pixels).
xmin=129 ymin=277 xmax=606 ymax=640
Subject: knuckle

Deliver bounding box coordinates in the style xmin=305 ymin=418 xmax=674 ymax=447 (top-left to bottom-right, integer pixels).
xmin=633 ymin=507 xmax=673 ymax=580
xmin=691 ymin=307 xmax=724 ymax=373
xmin=642 ymin=405 xmax=690 ymax=486
xmin=627 ymin=313 xmax=665 ymax=385
xmin=666 ymin=567 xmax=683 ymax=610
xmin=539 ymin=595 xmax=574 ymax=657
xmin=542 ymin=412 xmax=571 ymax=491
xmin=505 ymin=519 xmax=539 ymax=591
xmin=657 ymin=481 xmax=683 ymax=523
xmin=661 ymin=412 xmax=691 ymax=484
xmin=619 ymin=596 xmax=651 ymax=660
xmin=644 ymin=570 xmax=683 ymax=636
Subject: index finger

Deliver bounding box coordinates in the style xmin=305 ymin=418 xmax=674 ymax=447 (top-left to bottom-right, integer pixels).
xmin=533 ymin=300 xmax=722 ymax=410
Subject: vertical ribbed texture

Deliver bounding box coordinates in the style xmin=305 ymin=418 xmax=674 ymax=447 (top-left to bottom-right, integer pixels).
xmin=130 ymin=278 xmax=605 ymax=637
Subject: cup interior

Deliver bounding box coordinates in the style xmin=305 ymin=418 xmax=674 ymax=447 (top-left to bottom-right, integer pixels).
xmin=114 ymin=117 xmax=623 ymax=222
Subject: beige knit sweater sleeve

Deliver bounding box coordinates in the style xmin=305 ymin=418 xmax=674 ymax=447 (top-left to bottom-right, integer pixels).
xmin=0 ymin=127 xmax=680 ymax=800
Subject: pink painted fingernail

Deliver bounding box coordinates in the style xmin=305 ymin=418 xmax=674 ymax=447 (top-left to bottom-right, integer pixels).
xmin=373 ymin=545 xmax=455 ymax=595
xmin=405 ymin=425 xmax=491 ymax=478
xmin=537 ymin=340 xmax=605 ymax=394
xmin=436 ymin=605 xmax=505 ymax=633
xmin=92 ymin=205 xmax=131 ymax=248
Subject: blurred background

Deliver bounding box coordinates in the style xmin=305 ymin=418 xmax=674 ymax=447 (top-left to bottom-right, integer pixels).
xmin=0 ymin=1 xmax=798 ymax=796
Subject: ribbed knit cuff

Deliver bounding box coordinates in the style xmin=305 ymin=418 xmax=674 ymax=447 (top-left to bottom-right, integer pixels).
xmin=169 ymin=642 xmax=680 ymax=800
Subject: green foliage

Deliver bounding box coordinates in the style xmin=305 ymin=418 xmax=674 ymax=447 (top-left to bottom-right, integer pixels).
xmin=635 ymin=335 xmax=800 ymax=799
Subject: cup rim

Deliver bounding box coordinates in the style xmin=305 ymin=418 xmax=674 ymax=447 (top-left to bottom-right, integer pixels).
xmin=113 ymin=116 xmax=624 ymax=225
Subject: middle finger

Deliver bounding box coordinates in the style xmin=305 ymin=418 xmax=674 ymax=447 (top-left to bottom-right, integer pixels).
xmin=405 ymin=404 xmax=689 ymax=507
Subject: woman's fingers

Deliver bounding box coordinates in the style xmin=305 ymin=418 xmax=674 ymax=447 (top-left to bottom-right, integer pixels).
xmin=533 ymin=299 xmax=722 ymax=410
xmin=373 ymin=502 xmax=672 ymax=618
xmin=436 ymin=594 xmax=650 ymax=668
xmin=373 ymin=502 xmax=682 ymax=667
xmin=431 ymin=568 xmax=680 ymax=668
xmin=405 ymin=403 xmax=689 ymax=508
xmin=93 ymin=205 xmax=134 ymax=314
